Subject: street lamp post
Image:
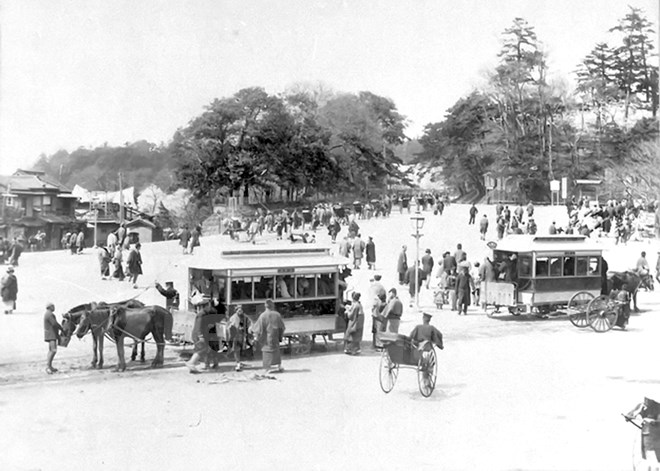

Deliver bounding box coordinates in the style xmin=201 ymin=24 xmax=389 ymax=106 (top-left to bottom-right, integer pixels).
xmin=410 ymin=210 xmax=425 ymax=310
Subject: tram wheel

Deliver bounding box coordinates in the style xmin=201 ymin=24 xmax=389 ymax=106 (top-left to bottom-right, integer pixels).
xmin=567 ymin=291 xmax=595 ymax=328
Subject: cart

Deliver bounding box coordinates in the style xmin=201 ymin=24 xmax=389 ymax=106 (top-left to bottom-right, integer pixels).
xmin=378 ymin=332 xmax=437 ymax=397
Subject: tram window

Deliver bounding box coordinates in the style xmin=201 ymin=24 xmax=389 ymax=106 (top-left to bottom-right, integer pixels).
xmin=576 ymin=257 xmax=588 ymax=276
xmin=535 ymin=257 xmax=549 ymax=277
xmin=549 ymin=257 xmax=562 ymax=277
xmin=563 ymin=257 xmax=576 ymax=276
xmin=231 ymin=277 xmax=253 ymax=301
xmin=254 ymin=276 xmax=274 ymax=300
xmin=589 ymin=257 xmax=600 ymax=275
xmin=317 ymin=273 xmax=335 ymax=296
xmin=519 ymin=256 xmax=532 ymax=277
xmin=296 ymin=275 xmax=315 ymax=298
xmin=276 ymin=276 xmax=294 ymax=298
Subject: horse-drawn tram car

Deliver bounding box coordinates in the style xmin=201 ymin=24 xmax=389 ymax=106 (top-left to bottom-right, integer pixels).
xmin=172 ymin=246 xmax=350 ymax=354
xmin=483 ymin=235 xmax=609 ymax=328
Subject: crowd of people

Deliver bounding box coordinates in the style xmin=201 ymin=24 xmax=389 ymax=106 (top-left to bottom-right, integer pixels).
xmin=95 ymin=223 xmax=143 ymax=288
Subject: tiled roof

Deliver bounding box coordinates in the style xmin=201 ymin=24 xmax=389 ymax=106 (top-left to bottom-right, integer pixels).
xmin=0 ymin=172 xmax=71 ymax=193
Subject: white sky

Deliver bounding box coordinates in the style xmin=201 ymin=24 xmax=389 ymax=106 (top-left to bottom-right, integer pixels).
xmin=0 ymin=0 xmax=658 ymax=174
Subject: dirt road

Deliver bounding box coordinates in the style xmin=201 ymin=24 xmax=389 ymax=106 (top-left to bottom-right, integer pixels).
xmin=1 ymin=203 xmax=658 ymax=470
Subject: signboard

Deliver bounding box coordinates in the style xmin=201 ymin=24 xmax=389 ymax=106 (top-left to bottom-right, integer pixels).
xmin=561 ymin=177 xmax=568 ymax=199
xmin=550 ymin=180 xmax=560 ymax=192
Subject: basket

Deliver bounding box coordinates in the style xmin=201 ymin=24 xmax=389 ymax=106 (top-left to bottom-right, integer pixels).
xmin=58 ymin=335 xmax=71 ymax=348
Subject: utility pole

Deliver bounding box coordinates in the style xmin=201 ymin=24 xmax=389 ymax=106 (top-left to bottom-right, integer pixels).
xmin=118 ymin=172 xmax=124 ymax=224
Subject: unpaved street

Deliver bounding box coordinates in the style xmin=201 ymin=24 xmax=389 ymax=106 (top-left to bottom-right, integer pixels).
xmin=1 ymin=203 xmax=658 ymax=470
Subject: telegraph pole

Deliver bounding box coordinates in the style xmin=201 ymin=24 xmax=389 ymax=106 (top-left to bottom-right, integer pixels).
xmin=118 ymin=172 xmax=124 ymax=224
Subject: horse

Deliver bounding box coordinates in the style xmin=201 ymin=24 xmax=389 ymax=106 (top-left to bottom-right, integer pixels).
xmin=62 ymin=299 xmax=146 ymax=368
xmin=608 ymin=271 xmax=643 ymax=312
xmin=104 ymin=305 xmax=173 ymax=371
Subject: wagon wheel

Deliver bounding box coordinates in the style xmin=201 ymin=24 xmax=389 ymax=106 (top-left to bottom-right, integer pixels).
xmin=379 ymin=348 xmax=398 ymax=393
xmin=417 ymin=345 xmax=437 ymax=398
xmin=567 ymin=291 xmax=595 ymax=328
xmin=586 ymin=295 xmax=618 ymax=333
xmin=508 ymin=306 xmax=521 ymax=317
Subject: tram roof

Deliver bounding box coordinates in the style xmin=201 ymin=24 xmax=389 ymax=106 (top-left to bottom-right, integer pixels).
xmin=187 ymin=246 xmax=351 ymax=271
xmin=491 ymin=235 xmax=603 ymax=254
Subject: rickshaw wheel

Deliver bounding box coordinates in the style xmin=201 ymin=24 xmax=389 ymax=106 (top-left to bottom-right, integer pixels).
xmin=567 ymin=291 xmax=595 ymax=328
xmin=417 ymin=346 xmax=437 ymax=397
xmin=379 ymin=349 xmax=398 ymax=393
xmin=586 ymin=295 xmax=618 ymax=332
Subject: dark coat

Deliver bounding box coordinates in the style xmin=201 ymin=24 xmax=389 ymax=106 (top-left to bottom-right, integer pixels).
xmin=1 ymin=273 xmax=18 ymax=302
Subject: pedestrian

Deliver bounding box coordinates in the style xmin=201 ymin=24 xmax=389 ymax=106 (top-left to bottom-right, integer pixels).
xmin=455 ymin=265 xmax=474 ymax=315
xmin=1 ymin=266 xmax=18 ymax=314
xmin=8 ymin=238 xmax=23 ymax=266
xmin=344 ymin=291 xmax=365 ymax=355
xmin=479 ymin=214 xmax=489 ymax=240
xmin=112 ymin=245 xmax=125 ymax=281
xmin=454 ymin=243 xmax=466 ymax=265
xmin=381 ymin=288 xmax=403 ymax=333
xmin=185 ymin=297 xmax=217 ymax=374
xmin=43 ymin=302 xmax=64 ymax=374
xmin=369 ymin=274 xmax=387 ymax=301
xmin=338 ymin=236 xmax=350 ymax=258
xmin=251 ymin=299 xmax=286 ymax=373
xmin=397 ymin=245 xmax=408 ymax=285
xmin=527 ymin=217 xmax=538 ymax=235
xmin=189 ymin=225 xmax=201 ymax=254
xmin=442 ymin=251 xmax=456 ymax=274
xmin=155 ymin=281 xmax=180 ymax=312
xmin=549 ymin=221 xmax=557 ymax=235
xmin=496 ymin=215 xmax=506 ymax=239
xmin=68 ymin=231 xmax=77 ymax=255
xmin=405 ymin=261 xmax=425 ymax=307
xmin=371 ymin=292 xmax=387 ymax=349
xmin=352 ymin=233 xmax=365 ymax=269
xmin=179 ymin=225 xmax=191 ymax=254
xmin=421 ymin=248 xmax=434 ymax=289
xmin=106 ymin=231 xmax=117 ymax=251
xmin=468 ymin=204 xmax=478 ymax=224
xmin=227 ymin=305 xmax=252 ymax=371
xmin=98 ymin=245 xmax=112 ymax=279
xmin=76 ymin=229 xmax=85 ymax=254
xmin=117 ymin=222 xmax=127 ymax=248
xmin=365 ymin=236 xmax=376 ymax=270
xmin=126 ymin=243 xmax=143 ymax=288
xmin=526 ymin=201 xmax=534 ymax=219
xmin=447 ymin=268 xmax=458 ymax=311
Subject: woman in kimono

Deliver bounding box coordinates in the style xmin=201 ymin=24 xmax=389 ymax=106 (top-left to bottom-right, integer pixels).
xmin=344 ymin=291 xmax=364 ymax=355
xmin=251 ymin=299 xmax=285 ymax=373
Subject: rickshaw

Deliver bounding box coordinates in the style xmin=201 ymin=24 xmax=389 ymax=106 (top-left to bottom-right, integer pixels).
xmin=482 ymin=235 xmax=604 ymax=325
xmin=172 ymin=246 xmax=351 ymax=355
xmin=378 ymin=332 xmax=438 ymax=397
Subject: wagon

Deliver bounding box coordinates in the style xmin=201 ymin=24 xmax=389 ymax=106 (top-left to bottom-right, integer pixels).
xmin=378 ymin=332 xmax=437 ymax=397
xmin=482 ymin=235 xmax=604 ymax=323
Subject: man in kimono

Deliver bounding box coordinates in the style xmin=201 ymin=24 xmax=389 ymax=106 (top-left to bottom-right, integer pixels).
xmin=251 ymin=299 xmax=286 ymax=373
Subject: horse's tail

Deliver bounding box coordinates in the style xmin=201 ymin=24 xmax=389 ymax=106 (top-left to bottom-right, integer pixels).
xmin=160 ymin=306 xmax=173 ymax=341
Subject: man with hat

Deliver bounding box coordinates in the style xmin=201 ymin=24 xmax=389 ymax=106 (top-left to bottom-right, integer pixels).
xmin=421 ymin=248 xmax=434 ymax=289
xmin=185 ymin=295 xmax=218 ymax=373
xmin=155 ymin=281 xmax=180 ymax=312
xmin=1 ymin=265 xmax=18 ymax=314
xmin=409 ymin=312 xmax=444 ymax=350
xmin=43 ymin=302 xmax=63 ymax=374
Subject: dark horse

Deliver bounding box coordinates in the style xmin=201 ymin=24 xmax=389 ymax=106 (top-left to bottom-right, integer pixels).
xmin=74 ymin=304 xmax=172 ymax=371
xmin=608 ymin=271 xmax=643 ymax=312
xmin=106 ymin=305 xmax=173 ymax=371
xmin=62 ymin=299 xmax=145 ymax=368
